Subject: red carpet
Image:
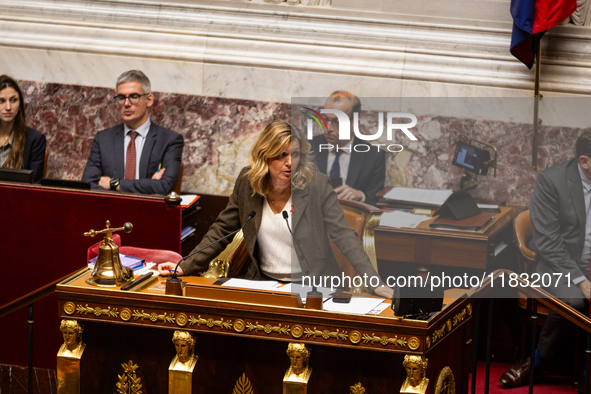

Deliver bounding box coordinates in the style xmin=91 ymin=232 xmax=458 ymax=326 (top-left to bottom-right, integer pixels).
xmin=469 ymin=361 xmax=578 ymax=394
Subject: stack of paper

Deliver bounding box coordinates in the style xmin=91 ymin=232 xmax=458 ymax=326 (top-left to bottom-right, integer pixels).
xmin=379 ymin=211 xmax=431 ymax=228
xmin=383 ymin=187 xmax=453 ymax=206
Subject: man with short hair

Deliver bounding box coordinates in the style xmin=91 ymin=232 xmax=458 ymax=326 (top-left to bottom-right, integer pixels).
xmin=500 ymin=129 xmax=591 ymax=389
xmin=82 ymin=70 xmax=184 ymax=195
xmin=311 ymin=91 xmax=386 ymax=206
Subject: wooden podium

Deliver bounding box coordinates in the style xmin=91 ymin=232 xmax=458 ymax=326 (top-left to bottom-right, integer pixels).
xmin=56 ymin=270 xmax=473 ymax=393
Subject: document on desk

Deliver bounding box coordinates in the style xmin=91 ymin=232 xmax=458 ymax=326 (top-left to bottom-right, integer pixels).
xmin=383 ymin=187 xmax=453 ymax=206
xmin=222 ymin=278 xmax=279 ymax=290
xmin=323 ymin=297 xmax=385 ymax=315
xmin=379 ymin=211 xmax=431 ymax=228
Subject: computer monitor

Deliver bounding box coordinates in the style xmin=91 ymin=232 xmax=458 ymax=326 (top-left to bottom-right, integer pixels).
xmin=452 ymin=141 xmax=491 ymax=175
xmin=0 ymin=168 xmax=34 ymax=184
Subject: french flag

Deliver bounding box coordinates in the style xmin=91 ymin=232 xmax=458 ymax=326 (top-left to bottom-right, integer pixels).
xmin=510 ymin=0 xmax=576 ymax=68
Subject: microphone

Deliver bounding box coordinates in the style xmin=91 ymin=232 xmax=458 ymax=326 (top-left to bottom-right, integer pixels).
xmin=166 ymin=211 xmax=256 ymax=295
xmin=282 ymin=210 xmax=323 ymax=310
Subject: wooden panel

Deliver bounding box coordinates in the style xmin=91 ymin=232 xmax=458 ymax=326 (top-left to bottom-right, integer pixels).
xmin=375 ymin=232 xmax=417 ymax=262
xmin=430 ymin=238 xmax=488 ymax=269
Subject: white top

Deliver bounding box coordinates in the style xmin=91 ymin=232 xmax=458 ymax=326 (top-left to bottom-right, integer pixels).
xmin=257 ymin=196 xmax=302 ymax=281
xmin=123 ymin=119 xmax=151 ymax=179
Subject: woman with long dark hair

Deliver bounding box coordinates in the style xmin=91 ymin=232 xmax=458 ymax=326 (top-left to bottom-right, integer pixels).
xmin=0 ymin=75 xmax=46 ymax=183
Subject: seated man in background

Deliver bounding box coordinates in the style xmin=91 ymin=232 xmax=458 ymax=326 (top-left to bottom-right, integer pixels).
xmin=500 ymin=129 xmax=591 ymax=389
xmin=82 ymin=70 xmax=184 ymax=195
xmin=311 ymin=91 xmax=386 ymax=207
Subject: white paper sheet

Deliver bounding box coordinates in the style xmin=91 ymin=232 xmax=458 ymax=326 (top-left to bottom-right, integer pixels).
xmin=379 ymin=211 xmax=431 ymax=228
xmin=221 ymin=278 xmax=279 ymax=290
xmin=323 ymin=296 xmax=386 ymax=314
xmin=383 ymin=187 xmax=453 ymax=206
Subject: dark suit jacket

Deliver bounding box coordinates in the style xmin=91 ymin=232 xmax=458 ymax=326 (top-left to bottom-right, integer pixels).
xmin=311 ymin=134 xmax=385 ymax=206
xmin=530 ymin=158 xmax=589 ymax=281
xmin=180 ymin=167 xmax=382 ymax=291
xmin=82 ymin=122 xmax=184 ymax=195
xmin=23 ymin=128 xmax=46 ymax=184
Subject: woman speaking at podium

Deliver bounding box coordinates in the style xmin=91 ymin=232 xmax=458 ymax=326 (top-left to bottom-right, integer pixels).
xmin=158 ymin=120 xmax=392 ymax=298
xmin=0 ymin=75 xmax=46 ymax=183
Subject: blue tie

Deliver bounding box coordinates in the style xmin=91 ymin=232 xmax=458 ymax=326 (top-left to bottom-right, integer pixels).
xmin=329 ymin=150 xmax=342 ymax=179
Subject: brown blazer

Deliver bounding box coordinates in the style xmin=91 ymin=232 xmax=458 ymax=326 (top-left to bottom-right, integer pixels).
xmin=180 ymin=167 xmax=382 ymax=290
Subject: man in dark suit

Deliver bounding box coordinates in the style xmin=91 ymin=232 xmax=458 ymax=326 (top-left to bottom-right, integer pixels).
xmin=82 ymin=70 xmax=183 ymax=195
xmin=500 ymin=130 xmax=591 ymax=389
xmin=311 ymin=91 xmax=385 ymax=207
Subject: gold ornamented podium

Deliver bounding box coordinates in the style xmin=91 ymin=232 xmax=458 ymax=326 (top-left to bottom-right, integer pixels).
xmin=56 ymin=270 xmax=471 ymax=393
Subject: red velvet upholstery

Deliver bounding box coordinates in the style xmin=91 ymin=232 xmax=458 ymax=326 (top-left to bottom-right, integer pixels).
xmin=87 ymin=234 xmax=182 ymax=266
xmin=0 ymin=183 xmax=182 ymax=368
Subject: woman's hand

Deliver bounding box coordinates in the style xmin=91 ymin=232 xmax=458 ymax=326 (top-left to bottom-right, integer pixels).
xmin=374 ymin=285 xmax=394 ymax=299
xmin=158 ymin=262 xmax=184 ymax=277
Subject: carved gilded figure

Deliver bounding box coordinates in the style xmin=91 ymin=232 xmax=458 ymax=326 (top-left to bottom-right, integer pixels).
xmin=170 ymin=331 xmax=198 ymax=371
xmin=284 ymin=343 xmax=312 ymax=383
xmin=400 ymin=355 xmax=429 ymax=394
xmin=57 ymin=320 xmax=86 ymax=359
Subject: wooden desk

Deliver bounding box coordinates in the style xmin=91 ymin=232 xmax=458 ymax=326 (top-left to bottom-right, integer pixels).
xmin=56 ymin=269 xmax=474 ymax=393
xmin=376 ymin=204 xmax=524 ymax=270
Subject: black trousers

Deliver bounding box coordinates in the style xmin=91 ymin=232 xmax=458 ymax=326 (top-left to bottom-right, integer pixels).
xmin=538 ymin=280 xmax=589 ymax=360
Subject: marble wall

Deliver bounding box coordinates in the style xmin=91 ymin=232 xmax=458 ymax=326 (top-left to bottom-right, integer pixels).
xmin=22 ymin=80 xmax=580 ymax=205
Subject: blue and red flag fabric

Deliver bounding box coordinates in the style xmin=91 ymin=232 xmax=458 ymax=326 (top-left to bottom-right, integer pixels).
xmin=510 ymin=0 xmax=576 ymax=68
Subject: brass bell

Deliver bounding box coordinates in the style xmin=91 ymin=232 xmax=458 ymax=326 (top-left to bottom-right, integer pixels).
xmin=84 ymin=220 xmax=134 ymax=287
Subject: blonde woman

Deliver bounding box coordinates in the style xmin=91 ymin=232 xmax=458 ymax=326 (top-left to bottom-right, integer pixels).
xmin=159 ymin=120 xmax=392 ymax=297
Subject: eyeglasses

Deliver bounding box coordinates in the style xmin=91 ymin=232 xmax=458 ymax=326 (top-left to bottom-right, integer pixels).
xmin=113 ymin=93 xmax=149 ymax=105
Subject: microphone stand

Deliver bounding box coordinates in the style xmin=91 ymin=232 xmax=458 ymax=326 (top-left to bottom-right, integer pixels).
xmin=165 ymin=212 xmax=256 ymax=296
xmin=282 ymin=211 xmax=323 ymax=310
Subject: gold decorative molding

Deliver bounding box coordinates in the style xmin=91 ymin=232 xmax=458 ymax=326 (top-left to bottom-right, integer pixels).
xmin=115 ymin=360 xmax=143 ymax=394
xmin=431 ymin=325 xmax=446 ymax=345
xmin=234 ymin=319 xmax=246 ymax=333
xmin=446 ymin=319 xmax=452 ymax=332
xmin=189 ymin=315 xmax=233 ymax=330
xmin=349 ymin=330 xmax=362 ymax=344
xmin=63 ymin=301 xmax=76 ymax=315
xmin=75 ymin=304 xmax=119 ymax=318
xmin=291 ymin=325 xmax=303 ymax=339
xmin=233 ymin=372 xmax=253 ymax=394
xmin=63 ymin=302 xmax=424 ymax=349
xmin=452 ymin=309 xmax=467 ymax=327
xmin=305 ymin=328 xmax=348 ymax=341
xmin=466 ymin=303 xmax=472 ymax=316
xmin=434 ymin=366 xmax=456 ymax=394
xmin=350 ymin=382 xmax=366 ymax=394
xmin=362 ymin=334 xmax=407 ymax=348
xmin=133 ymin=310 xmax=175 ymax=324
xmin=176 ymin=313 xmax=188 ymax=327
xmin=121 ymin=308 xmax=132 ymax=322
xmin=407 ymin=337 xmax=420 ymax=351
xmin=246 ymin=321 xmax=291 ymax=335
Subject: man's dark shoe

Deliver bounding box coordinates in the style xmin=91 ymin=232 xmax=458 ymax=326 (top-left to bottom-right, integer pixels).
xmin=499 ymin=359 xmax=533 ymax=389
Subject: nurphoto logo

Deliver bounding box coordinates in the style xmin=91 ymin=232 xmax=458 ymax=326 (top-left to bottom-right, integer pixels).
xmin=302 ymin=107 xmax=417 ymax=153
